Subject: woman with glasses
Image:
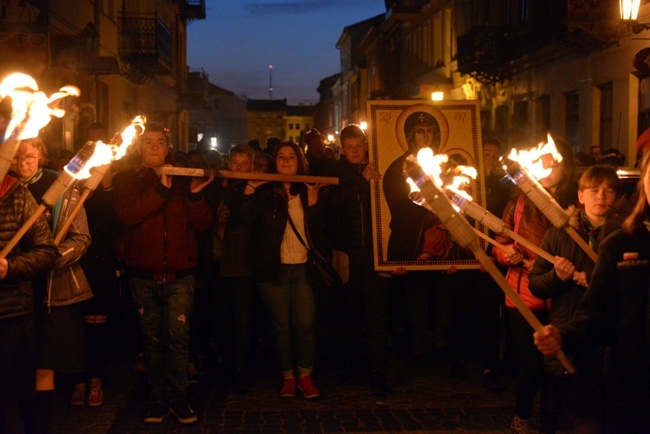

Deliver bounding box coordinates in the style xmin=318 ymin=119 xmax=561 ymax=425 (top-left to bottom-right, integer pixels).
xmin=11 ymin=138 xmax=92 ymax=431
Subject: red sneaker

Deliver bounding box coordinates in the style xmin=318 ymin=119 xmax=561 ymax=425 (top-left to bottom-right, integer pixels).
xmin=298 ymin=375 xmax=320 ymax=399
xmin=87 ymin=383 xmax=103 ymax=407
xmin=279 ymin=377 xmax=296 ymax=398
xmin=70 ymin=384 xmax=86 ymax=406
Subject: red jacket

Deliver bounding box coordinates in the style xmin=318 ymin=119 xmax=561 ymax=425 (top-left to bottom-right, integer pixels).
xmin=493 ymin=194 xmax=550 ymax=311
xmin=113 ymin=167 xmax=212 ymax=280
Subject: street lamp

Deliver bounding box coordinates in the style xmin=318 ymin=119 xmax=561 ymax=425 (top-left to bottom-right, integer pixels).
xmin=620 ymin=0 xmax=650 ymax=33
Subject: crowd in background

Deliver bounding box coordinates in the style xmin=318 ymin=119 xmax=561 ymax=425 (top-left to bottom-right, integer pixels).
xmin=0 ymin=118 xmax=648 ymax=434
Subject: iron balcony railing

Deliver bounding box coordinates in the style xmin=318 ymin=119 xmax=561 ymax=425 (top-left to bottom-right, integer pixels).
xmin=119 ymin=12 xmax=172 ymax=73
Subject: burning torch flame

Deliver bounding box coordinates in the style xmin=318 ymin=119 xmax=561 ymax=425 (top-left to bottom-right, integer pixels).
xmin=506 ymin=133 xmax=562 ymax=181
xmin=0 ymin=72 xmax=80 ymax=142
xmin=113 ymin=115 xmax=145 ymax=161
xmin=414 ymin=148 xmax=477 ymax=203
xmin=63 ymin=115 xmax=146 ymax=181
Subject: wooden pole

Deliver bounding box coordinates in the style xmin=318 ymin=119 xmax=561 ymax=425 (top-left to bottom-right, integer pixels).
xmin=160 ymin=167 xmax=339 ymax=185
xmin=54 ymin=189 xmax=90 ymax=245
xmin=0 ymin=138 xmax=20 ymax=182
xmin=0 ymin=204 xmax=46 ymax=258
xmin=405 ymin=157 xmax=576 ymax=374
xmin=506 ymin=162 xmax=597 ymax=261
xmin=449 ymin=192 xmax=558 ymax=264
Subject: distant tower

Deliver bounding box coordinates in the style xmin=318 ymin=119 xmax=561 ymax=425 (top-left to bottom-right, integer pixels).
xmin=269 ymin=64 xmax=273 ymax=100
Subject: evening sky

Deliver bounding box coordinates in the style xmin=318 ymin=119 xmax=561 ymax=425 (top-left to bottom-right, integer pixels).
xmin=187 ymin=0 xmax=386 ymax=105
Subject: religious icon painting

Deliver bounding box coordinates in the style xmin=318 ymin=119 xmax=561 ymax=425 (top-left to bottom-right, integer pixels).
xmin=367 ymin=100 xmax=487 ymax=271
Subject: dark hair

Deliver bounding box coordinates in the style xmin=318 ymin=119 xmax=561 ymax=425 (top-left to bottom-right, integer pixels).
xmin=623 ymin=150 xmax=650 ymax=235
xmin=272 ymin=141 xmax=309 ymax=175
xmin=578 ymin=165 xmax=620 ymax=194
xmin=600 ymin=148 xmax=625 ymax=167
xmin=255 ymin=153 xmax=273 ymax=164
xmin=143 ymin=122 xmax=168 ymax=135
xmin=340 ymin=124 xmax=366 ymax=143
xmin=187 ymin=149 xmax=209 ymax=169
xmin=303 ymin=128 xmax=323 ymax=144
xmin=266 ymin=137 xmax=281 ymax=149
xmin=482 ymin=137 xmax=503 ymax=151
xmin=247 ymin=139 xmax=261 ymax=152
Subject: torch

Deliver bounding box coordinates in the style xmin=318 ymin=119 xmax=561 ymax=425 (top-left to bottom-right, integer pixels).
xmin=406 ymin=148 xmax=575 ymax=374
xmin=0 ymin=73 xmax=79 ymax=181
xmin=448 ymin=191 xmax=557 ymax=265
xmin=505 ymin=134 xmax=597 ymax=262
xmin=53 ymin=116 xmax=145 ymax=245
xmin=0 ymin=132 xmax=125 ymax=258
xmin=407 ymin=153 xmax=557 ymax=264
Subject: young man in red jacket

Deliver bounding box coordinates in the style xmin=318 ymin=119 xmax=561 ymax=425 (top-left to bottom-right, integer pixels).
xmin=113 ymin=122 xmax=213 ymax=424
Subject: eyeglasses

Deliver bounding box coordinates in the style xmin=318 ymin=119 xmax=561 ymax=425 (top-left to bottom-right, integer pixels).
xmin=13 ymin=154 xmax=38 ymax=164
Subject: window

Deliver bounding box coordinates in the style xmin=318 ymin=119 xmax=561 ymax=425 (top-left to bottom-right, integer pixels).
xmin=565 ymin=90 xmax=580 ymax=150
xmin=289 ymin=124 xmax=294 ymax=130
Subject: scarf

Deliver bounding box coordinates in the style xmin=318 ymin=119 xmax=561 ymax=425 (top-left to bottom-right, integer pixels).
xmin=580 ymin=211 xmax=603 ymax=248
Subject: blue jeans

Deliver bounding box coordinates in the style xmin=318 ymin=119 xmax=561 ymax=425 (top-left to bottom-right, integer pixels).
xmin=130 ymin=275 xmax=195 ymax=404
xmin=258 ymin=264 xmax=316 ymax=373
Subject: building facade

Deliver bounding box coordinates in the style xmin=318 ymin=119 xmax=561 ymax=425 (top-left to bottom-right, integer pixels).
xmin=0 ymin=0 xmax=205 ymax=155
xmin=329 ymin=0 xmax=647 ymax=165
xmin=246 ymin=98 xmax=314 ymax=147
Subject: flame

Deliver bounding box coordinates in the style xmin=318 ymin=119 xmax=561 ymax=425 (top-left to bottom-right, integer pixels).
xmin=65 ymin=141 xmax=114 ymax=180
xmin=0 ymin=73 xmax=80 ymax=142
xmin=113 ymin=115 xmax=145 ymax=160
xmin=415 ymin=147 xmax=477 ymax=203
xmin=506 ymin=133 xmax=562 ymax=180
xmin=62 ymin=115 xmax=146 ymax=180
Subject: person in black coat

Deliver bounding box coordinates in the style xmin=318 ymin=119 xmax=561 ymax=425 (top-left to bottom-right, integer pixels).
xmin=530 ymin=165 xmax=621 ymax=433
xmin=534 ymin=151 xmax=650 ymax=433
xmin=327 ymin=124 xmax=392 ymax=396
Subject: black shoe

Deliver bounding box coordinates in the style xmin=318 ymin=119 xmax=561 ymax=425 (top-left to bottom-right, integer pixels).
xmin=482 ymin=370 xmax=503 ymax=392
xmin=368 ymin=370 xmax=391 ymax=397
xmin=169 ymin=400 xmax=197 ymax=424
xmin=144 ymin=403 xmax=169 ymax=423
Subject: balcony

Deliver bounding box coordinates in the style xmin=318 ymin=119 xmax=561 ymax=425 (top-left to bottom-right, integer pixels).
xmin=178 ymin=0 xmax=206 ymax=22
xmin=118 ymin=13 xmax=172 ymax=84
xmin=456 ymin=24 xmax=564 ymax=85
xmin=456 ymin=26 xmax=514 ymax=85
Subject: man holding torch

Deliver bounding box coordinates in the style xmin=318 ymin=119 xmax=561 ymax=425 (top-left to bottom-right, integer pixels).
xmin=113 ymin=122 xmax=213 ymax=424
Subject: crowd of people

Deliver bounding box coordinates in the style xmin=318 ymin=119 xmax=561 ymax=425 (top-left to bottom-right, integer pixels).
xmin=0 ymin=118 xmax=648 ymax=434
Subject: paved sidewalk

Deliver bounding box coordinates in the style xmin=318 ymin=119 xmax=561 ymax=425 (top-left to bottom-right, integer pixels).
xmin=37 ymin=339 xmax=571 ymax=434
